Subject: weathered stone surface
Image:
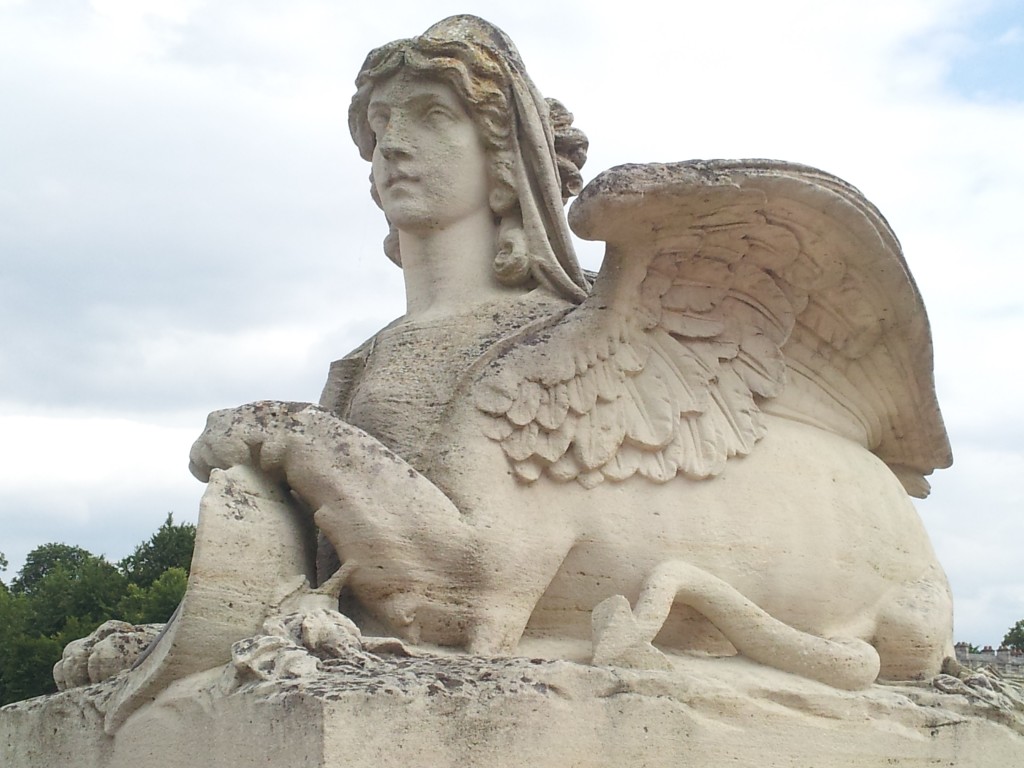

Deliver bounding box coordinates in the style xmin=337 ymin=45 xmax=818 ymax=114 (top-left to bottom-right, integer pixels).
xmin=1 ymin=13 xmax=981 ymax=767
xmin=4 ymin=640 xmax=1023 ymax=767
xmin=52 ymin=620 xmax=162 ymax=692
xmin=178 ymin=15 xmax=955 ymax=692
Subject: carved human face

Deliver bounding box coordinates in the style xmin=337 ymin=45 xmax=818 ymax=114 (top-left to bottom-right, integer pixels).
xmin=367 ymin=71 xmax=492 ymax=235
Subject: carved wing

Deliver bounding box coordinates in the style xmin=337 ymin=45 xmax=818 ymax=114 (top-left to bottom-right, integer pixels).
xmin=473 ymin=160 xmax=951 ymax=497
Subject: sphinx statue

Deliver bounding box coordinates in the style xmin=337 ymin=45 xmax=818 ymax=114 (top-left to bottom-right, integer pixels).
xmin=93 ymin=14 xmax=956 ymax=732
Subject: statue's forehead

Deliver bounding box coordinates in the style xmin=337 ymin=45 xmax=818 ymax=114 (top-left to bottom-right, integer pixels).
xmin=367 ymin=70 xmax=463 ymax=111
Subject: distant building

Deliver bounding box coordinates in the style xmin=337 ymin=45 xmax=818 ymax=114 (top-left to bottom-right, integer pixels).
xmin=954 ymin=642 xmax=1024 ymax=678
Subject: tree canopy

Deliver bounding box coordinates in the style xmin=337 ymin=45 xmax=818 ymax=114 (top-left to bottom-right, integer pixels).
xmin=0 ymin=515 xmax=195 ymax=706
xmin=1004 ymin=619 xmax=1024 ymax=651
xmin=119 ymin=513 xmax=198 ymax=589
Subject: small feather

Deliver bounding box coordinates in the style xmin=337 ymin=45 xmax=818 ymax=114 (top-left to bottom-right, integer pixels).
xmin=535 ymin=384 xmax=570 ymax=430
xmin=661 ymin=283 xmax=725 ymax=313
xmin=602 ymin=443 xmax=642 ymax=481
xmin=481 ymin=416 xmax=514 ymax=441
xmin=662 ymin=435 xmax=689 ymax=477
xmin=534 ymin=335 xmax=579 ymax=385
xmin=613 ymin=342 xmax=645 ymax=373
xmin=639 ymin=281 xmax=667 ymax=328
xmin=573 ymin=346 xmax=592 ymax=374
xmin=549 ymin=451 xmax=581 ymax=482
xmin=729 ymin=263 xmax=794 ymax=341
xmin=745 ymin=223 xmax=800 ymax=272
xmin=504 ymin=422 xmax=539 ymax=462
xmin=695 ymin=203 xmax=763 ymax=230
xmin=734 ymin=334 xmax=786 ymax=397
xmin=534 ymin=425 xmax=572 ymax=463
xmin=639 ymin=450 xmax=675 ymax=483
xmin=660 ymin=311 xmax=725 ymax=339
xmin=513 ymin=458 xmax=543 ymax=483
xmin=592 ymin=360 xmax=623 ymax=402
xmin=507 ymin=380 xmax=543 ymax=427
xmin=474 ymin=380 xmax=515 ymax=415
xmin=699 ymin=244 xmax=747 ymax=264
xmin=567 ymin=371 xmax=598 ymax=415
xmin=622 ymin=375 xmax=675 ymax=448
xmin=573 ymin=404 xmax=626 ymax=469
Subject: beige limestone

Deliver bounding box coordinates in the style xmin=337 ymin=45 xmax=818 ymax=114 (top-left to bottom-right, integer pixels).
xmin=4 ymin=627 xmax=1024 ymax=767
xmin=184 ymin=16 xmax=954 ymax=691
xmin=52 ymin=621 xmax=162 ymax=692
xmin=1 ymin=12 xmax=992 ymax=767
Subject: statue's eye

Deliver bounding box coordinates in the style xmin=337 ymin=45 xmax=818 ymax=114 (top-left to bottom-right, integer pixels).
xmin=424 ymin=104 xmax=456 ymax=126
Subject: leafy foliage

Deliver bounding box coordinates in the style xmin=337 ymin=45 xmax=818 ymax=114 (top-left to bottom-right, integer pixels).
xmin=117 ymin=567 xmax=189 ymax=625
xmin=1004 ymin=619 xmax=1024 ymax=651
xmin=0 ymin=515 xmax=196 ymax=706
xmin=119 ymin=514 xmax=197 ymax=589
xmin=11 ymin=543 xmax=96 ymax=595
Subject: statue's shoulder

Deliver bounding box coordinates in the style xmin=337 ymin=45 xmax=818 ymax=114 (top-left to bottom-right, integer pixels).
xmin=319 ymin=335 xmax=378 ymax=417
xmin=320 ymin=293 xmax=574 ymax=421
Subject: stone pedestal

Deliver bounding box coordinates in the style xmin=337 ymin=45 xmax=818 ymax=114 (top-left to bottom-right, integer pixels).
xmin=4 ymin=651 xmax=1022 ymax=767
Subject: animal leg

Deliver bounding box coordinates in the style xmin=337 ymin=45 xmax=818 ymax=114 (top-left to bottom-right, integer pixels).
xmin=593 ymin=560 xmax=881 ymax=690
xmin=464 ymin=532 xmax=578 ymax=655
xmin=872 ymin=568 xmax=953 ymax=681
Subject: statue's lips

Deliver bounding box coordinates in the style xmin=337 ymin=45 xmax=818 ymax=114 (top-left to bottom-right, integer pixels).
xmin=383 ymin=172 xmax=420 ymax=190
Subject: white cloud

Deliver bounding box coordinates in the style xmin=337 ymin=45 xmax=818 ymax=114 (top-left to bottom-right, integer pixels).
xmin=997 ymin=26 xmax=1022 ymax=45
xmin=1 ymin=0 xmax=1022 ymax=647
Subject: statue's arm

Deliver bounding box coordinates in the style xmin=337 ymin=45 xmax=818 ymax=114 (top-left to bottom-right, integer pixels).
xmin=188 ymin=400 xmax=469 ymax=548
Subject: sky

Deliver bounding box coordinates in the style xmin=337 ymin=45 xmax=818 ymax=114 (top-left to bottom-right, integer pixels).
xmin=1 ymin=0 xmax=1022 ymax=647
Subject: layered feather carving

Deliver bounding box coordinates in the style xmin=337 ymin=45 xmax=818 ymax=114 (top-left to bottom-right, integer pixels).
xmin=473 ymin=160 xmax=951 ymax=496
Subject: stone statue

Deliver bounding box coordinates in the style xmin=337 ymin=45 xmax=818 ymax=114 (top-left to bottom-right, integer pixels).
xmin=181 ymin=15 xmax=954 ymax=688
xmin=13 ymin=17 xmax=1024 ymax=768
xmin=46 ymin=15 xmax=955 ymax=737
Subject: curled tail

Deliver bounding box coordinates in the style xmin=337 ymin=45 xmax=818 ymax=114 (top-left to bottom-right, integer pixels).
xmin=591 ymin=560 xmax=880 ymax=690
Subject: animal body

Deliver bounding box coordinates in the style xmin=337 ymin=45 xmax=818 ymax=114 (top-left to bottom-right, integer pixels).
xmin=187 ymin=15 xmax=954 ymax=690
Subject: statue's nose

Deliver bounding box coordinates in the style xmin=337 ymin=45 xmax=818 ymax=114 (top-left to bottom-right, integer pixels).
xmin=376 ymin=117 xmax=413 ymax=159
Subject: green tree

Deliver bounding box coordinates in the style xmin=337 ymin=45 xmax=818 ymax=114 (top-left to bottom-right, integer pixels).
xmin=27 ymin=557 xmax=128 ymax=637
xmin=10 ymin=543 xmax=94 ymax=595
xmin=0 ymin=517 xmax=196 ymax=706
xmin=0 ymin=546 xmax=129 ymax=704
xmin=117 ymin=567 xmax=188 ymax=624
xmin=118 ymin=513 xmax=196 ymax=588
xmin=1003 ymin=619 xmax=1024 ymax=650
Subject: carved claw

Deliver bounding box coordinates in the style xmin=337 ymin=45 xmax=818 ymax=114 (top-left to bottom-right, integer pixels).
xmin=188 ymin=400 xmax=309 ymax=482
xmin=312 ymin=562 xmax=356 ymax=602
xmin=591 ymin=594 xmax=673 ymax=670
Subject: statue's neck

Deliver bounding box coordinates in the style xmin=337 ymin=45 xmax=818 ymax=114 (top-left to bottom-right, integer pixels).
xmin=398 ymin=212 xmax=520 ymax=322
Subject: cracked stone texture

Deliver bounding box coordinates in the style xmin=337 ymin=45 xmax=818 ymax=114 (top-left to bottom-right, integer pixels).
xmin=4 ymin=639 xmax=1023 ymax=767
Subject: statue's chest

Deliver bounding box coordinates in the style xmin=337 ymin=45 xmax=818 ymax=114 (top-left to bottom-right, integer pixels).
xmin=344 ymin=319 xmax=495 ymax=462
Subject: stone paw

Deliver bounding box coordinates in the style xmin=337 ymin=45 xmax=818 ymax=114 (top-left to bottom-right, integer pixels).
xmin=591 ymin=594 xmax=673 ymax=671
